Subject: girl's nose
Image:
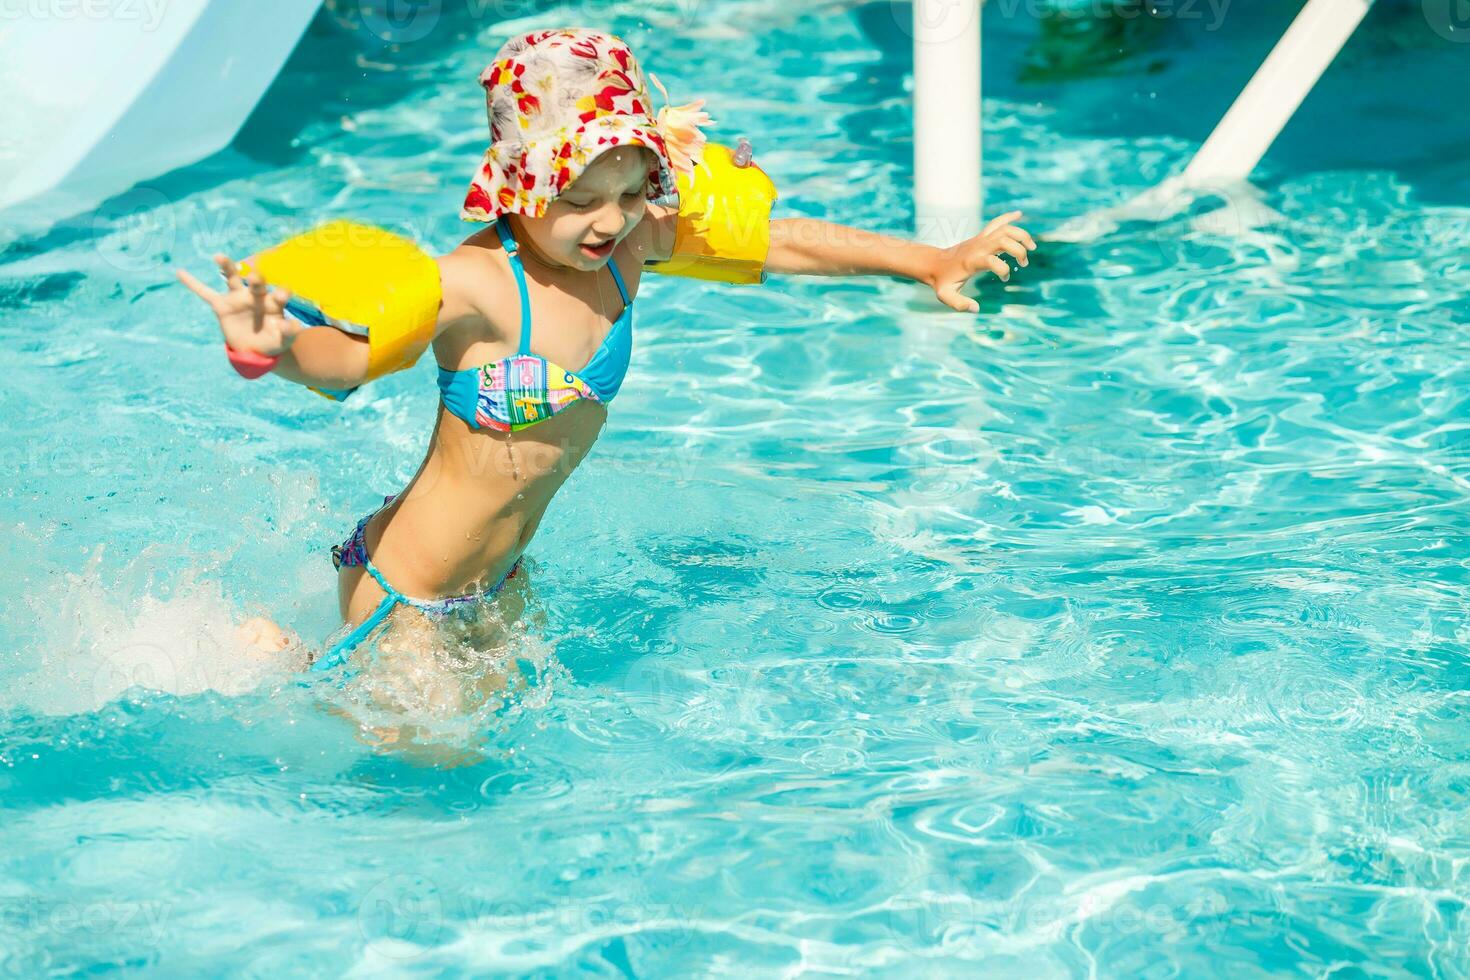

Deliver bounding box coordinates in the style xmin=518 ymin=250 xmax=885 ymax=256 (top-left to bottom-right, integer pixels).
xmin=591 ymin=202 xmax=625 ymax=237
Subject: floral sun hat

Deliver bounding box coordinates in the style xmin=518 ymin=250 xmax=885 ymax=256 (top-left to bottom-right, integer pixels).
xmin=461 ymin=29 xmax=712 ymax=222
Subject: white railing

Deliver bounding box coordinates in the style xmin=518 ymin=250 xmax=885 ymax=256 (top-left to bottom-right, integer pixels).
xmin=1049 ymin=0 xmax=1376 ymax=242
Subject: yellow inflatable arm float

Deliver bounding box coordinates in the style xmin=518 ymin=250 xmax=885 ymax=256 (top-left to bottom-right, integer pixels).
xmin=235 ymin=144 xmax=773 ymax=401
xmin=238 ymin=221 xmax=441 ymax=402
xmin=645 ymin=141 xmax=778 ymax=285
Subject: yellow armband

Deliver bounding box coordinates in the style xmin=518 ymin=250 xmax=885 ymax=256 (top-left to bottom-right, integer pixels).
xmin=645 ymin=142 xmax=778 ymax=285
xmin=238 ymin=221 xmax=441 ymax=401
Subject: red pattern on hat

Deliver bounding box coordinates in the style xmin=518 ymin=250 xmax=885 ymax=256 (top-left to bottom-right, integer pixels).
xmin=461 ymin=29 xmax=685 ymax=222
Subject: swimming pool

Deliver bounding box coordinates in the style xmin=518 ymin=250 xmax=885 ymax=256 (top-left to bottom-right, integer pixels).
xmin=2 ymin=2 xmax=1468 ymax=973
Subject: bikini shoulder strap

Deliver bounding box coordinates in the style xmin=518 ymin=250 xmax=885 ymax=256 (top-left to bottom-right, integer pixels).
xmin=494 ymin=216 xmax=533 ymax=355
xmin=606 ymin=257 xmax=630 ymax=307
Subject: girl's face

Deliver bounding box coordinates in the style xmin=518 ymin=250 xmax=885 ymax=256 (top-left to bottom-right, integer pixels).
xmin=510 ymin=147 xmax=653 ymax=271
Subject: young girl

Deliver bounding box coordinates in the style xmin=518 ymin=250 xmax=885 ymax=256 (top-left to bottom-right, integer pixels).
xmin=178 ymin=29 xmax=1034 ymax=671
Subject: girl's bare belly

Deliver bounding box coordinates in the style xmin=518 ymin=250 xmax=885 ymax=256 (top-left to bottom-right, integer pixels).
xmin=338 ymin=399 xmax=606 ymax=623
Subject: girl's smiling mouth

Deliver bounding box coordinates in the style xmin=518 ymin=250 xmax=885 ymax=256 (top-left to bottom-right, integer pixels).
xmin=579 ymin=239 xmax=615 ymax=260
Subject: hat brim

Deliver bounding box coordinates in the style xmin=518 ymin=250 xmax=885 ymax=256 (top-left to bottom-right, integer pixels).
xmin=461 ymin=114 xmax=678 ymax=223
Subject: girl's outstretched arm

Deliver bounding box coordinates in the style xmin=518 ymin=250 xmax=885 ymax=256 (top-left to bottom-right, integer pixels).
xmin=765 ymin=210 xmax=1036 ymax=313
xmin=177 ymin=253 xmax=370 ymax=391
xmin=177 ymin=250 xmax=483 ymax=393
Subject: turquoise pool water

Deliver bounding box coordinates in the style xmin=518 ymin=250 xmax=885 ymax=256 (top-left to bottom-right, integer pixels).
xmin=3 ymin=2 xmax=1469 ymax=974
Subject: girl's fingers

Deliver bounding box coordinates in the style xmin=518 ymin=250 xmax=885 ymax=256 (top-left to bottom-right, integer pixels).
xmin=965 ymin=249 xmax=1012 ymax=279
xmin=997 ymin=237 xmax=1029 ymax=266
xmin=245 ymin=273 xmax=267 ymax=331
xmin=982 ymin=211 xmax=1020 ymax=235
xmin=176 ymin=268 xmax=223 ymax=308
xmin=268 ymin=286 xmax=293 ymax=315
xmin=935 ymin=282 xmax=979 ymax=314
xmin=1009 ymin=226 xmax=1037 ymax=251
xmin=983 ymin=210 xmax=1023 ymax=236
xmin=214 ymin=254 xmax=244 ymax=291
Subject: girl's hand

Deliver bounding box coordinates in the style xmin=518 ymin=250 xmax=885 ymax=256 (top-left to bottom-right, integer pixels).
xmin=928 ymin=210 xmax=1036 ymax=313
xmin=175 ymin=254 xmax=302 ymax=357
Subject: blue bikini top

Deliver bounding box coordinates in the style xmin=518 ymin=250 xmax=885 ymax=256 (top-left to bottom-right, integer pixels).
xmin=437 ymin=217 xmax=633 ymax=432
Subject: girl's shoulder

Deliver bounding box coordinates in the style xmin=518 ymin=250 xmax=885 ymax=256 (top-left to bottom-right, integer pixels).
xmin=432 ymin=230 xmax=517 ymax=341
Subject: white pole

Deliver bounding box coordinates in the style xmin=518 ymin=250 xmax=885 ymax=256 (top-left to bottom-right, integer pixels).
xmin=913 ymin=0 xmax=982 ymax=246
xmin=1184 ymin=0 xmax=1373 ymax=183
